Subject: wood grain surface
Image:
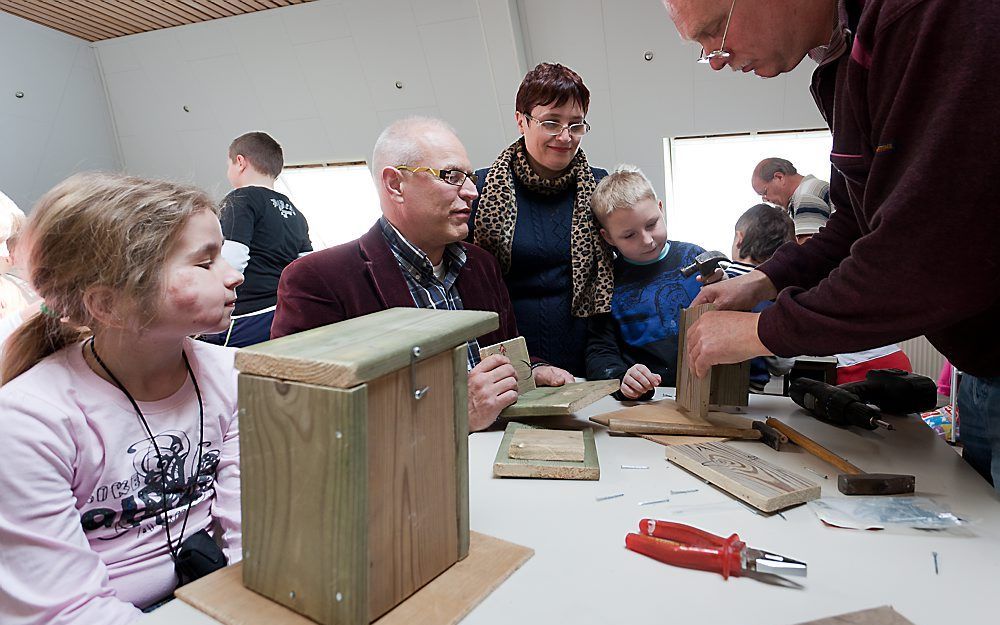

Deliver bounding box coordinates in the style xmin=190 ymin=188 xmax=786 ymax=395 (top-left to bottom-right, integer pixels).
xmin=235 ymin=307 xmax=497 ymax=388
xmin=665 ymin=441 xmax=820 ymax=512
xmin=709 ymin=360 xmax=750 ymax=407
xmin=508 ymin=428 xmax=585 ymax=461
xmin=175 ymin=532 xmax=534 ymax=625
xmin=479 ymin=336 xmax=535 ymax=394
xmin=676 ymin=304 xmax=714 ymax=417
xmin=590 ymin=399 xmax=753 ymax=446
xmin=499 ymin=379 xmax=619 ymax=417
xmin=493 ymin=422 xmax=599 ymax=480
xmin=794 ymin=606 xmax=916 ymax=625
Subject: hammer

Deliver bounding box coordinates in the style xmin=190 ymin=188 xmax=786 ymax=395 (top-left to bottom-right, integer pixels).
xmin=765 ymin=418 xmax=915 ymax=495
xmin=680 ymin=250 xmax=731 ymax=281
xmin=607 ymin=419 xmax=787 ymax=451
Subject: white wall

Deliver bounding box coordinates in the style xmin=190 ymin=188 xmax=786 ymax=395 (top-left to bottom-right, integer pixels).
xmin=0 ymin=12 xmax=120 ymax=211
xmin=92 ymin=0 xmax=826 ymax=202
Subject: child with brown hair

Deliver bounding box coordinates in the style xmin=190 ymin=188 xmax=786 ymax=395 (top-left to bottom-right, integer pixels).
xmin=0 ymin=173 xmax=244 ymax=623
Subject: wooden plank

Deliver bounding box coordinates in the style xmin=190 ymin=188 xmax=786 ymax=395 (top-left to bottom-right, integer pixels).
xmin=493 ymin=422 xmax=599 ymax=480
xmin=676 ymin=304 xmax=714 ymax=417
xmin=238 ymin=374 xmax=368 ymax=625
xmin=608 ymin=419 xmax=760 ymax=440
xmin=175 ymin=532 xmax=533 ymax=625
xmin=235 ymin=308 xmax=498 ymax=388
xmin=451 ymin=346 xmax=469 ymax=561
xmin=590 ymin=399 xmax=753 ymax=446
xmin=665 ymin=441 xmax=820 ymax=512
xmin=367 ymin=350 xmax=458 ymax=621
xmin=508 ymin=428 xmax=585 ymax=461
xmin=794 ymin=606 xmax=916 ymax=625
xmin=709 ymin=360 xmax=750 ymax=407
xmin=498 ymin=379 xmax=618 ymax=417
xmin=479 ymin=336 xmax=535 ymax=394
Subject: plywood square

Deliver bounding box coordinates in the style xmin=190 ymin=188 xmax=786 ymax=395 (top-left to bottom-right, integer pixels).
xmin=665 ymin=441 xmax=820 ymax=512
xmin=794 ymin=606 xmax=916 ymax=625
xmin=590 ymin=399 xmax=752 ymax=446
xmin=509 ymin=428 xmax=584 ymax=461
xmin=493 ymin=423 xmax=599 ymax=480
xmin=499 ymin=379 xmax=619 ymax=417
xmin=175 ymin=532 xmax=533 ymax=625
xmin=709 ymin=360 xmax=750 ymax=407
xmin=479 ymin=336 xmax=535 ymax=394
xmin=676 ymin=304 xmax=714 ymax=417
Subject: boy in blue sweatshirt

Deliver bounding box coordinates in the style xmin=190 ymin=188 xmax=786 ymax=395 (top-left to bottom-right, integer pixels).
xmin=585 ymin=165 xmax=704 ymax=400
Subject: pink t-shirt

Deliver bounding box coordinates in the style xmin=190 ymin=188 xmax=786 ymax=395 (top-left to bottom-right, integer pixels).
xmin=0 ymin=338 xmax=242 ymax=624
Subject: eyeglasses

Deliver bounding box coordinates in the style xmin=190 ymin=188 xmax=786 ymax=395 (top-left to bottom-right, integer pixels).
xmin=395 ymin=165 xmax=478 ymax=187
xmin=697 ymin=0 xmax=736 ymax=64
xmin=523 ymin=114 xmax=591 ymax=138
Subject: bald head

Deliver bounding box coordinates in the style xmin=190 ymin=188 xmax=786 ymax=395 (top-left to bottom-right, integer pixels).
xmin=372 ymin=117 xmax=458 ymax=184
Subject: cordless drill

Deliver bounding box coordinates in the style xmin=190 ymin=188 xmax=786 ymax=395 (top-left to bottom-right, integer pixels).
xmin=789 ymin=369 xmax=938 ymax=430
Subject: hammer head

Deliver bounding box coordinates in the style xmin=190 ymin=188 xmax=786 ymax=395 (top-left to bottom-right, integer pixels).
xmin=752 ymin=420 xmax=787 ymax=451
xmin=837 ymin=473 xmax=916 ymax=495
xmin=680 ymin=250 xmax=730 ymax=279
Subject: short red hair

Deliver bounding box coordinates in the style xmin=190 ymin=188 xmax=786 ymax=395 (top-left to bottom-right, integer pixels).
xmin=515 ymin=63 xmax=590 ymax=116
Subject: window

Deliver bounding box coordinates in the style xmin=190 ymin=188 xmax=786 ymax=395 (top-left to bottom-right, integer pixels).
xmin=275 ymin=162 xmax=380 ymax=251
xmin=663 ymin=129 xmax=833 ymax=257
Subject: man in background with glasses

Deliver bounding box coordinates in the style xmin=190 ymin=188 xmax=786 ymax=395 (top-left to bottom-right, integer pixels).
xmin=271 ymin=117 xmax=573 ymax=431
xmin=664 ymin=0 xmax=1000 ymax=491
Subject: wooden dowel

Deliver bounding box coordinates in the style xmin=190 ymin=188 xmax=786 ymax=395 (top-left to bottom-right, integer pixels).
xmin=607 ymin=419 xmax=762 ymax=440
xmin=765 ymin=418 xmax=864 ymax=475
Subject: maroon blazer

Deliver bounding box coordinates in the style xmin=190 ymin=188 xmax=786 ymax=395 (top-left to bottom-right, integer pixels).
xmin=271 ymin=221 xmax=518 ymax=348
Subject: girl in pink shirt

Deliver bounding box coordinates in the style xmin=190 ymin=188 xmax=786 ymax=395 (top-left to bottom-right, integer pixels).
xmin=0 ymin=173 xmax=244 ymax=624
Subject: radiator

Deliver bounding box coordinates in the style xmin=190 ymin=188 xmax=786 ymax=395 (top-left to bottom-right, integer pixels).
xmin=899 ymin=336 xmax=945 ymax=380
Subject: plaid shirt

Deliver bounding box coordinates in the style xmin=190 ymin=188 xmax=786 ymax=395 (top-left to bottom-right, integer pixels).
xmin=379 ymin=217 xmax=481 ymax=370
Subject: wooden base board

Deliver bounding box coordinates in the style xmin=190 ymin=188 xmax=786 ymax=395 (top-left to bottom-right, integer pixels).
xmin=499 ymin=379 xmax=618 ymax=417
xmin=794 ymin=606 xmax=916 ymax=625
xmin=175 ymin=531 xmax=533 ymax=625
xmin=493 ymin=422 xmax=599 ymax=480
xmin=590 ymin=399 xmax=752 ymax=447
xmin=665 ymin=441 xmax=820 ymax=512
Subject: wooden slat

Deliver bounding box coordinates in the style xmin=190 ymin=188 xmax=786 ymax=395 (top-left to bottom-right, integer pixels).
xmin=676 ymin=304 xmax=714 ymax=417
xmin=479 ymin=336 xmax=535 ymax=395
xmin=0 ymin=0 xmax=315 ymax=41
xmin=39 ymin=1 xmax=127 ymax=38
xmin=238 ymin=374 xmax=369 ymax=625
xmin=367 ymin=350 xmax=459 ymax=621
xmin=0 ymin=1 xmax=113 ymax=40
xmin=451 ymin=345 xmax=470 ymax=561
xmin=498 ymin=379 xmax=619 ymax=418
xmin=589 ymin=398 xmax=753 ymax=447
xmin=235 ymin=308 xmax=498 ymax=388
xmin=665 ymin=441 xmax=820 ymax=512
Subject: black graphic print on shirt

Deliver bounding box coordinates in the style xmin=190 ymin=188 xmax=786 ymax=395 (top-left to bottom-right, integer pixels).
xmin=80 ymin=429 xmax=219 ymax=539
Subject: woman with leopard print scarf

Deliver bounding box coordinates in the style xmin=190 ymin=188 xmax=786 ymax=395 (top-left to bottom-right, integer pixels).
xmin=470 ymin=63 xmax=613 ymax=378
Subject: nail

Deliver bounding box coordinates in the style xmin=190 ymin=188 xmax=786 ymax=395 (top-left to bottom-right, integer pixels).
xmin=621 ymin=465 xmax=649 ymax=470
xmin=670 ymin=489 xmax=698 ymax=495
xmin=803 ymin=466 xmax=828 ymax=480
xmin=638 ymin=497 xmax=671 ymax=506
xmin=596 ymin=493 xmax=624 ymax=502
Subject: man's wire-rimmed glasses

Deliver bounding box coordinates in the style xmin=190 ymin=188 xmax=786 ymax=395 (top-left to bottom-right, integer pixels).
xmin=395 ymin=165 xmax=478 ymax=187
xmin=697 ymin=0 xmax=736 ymax=64
xmin=523 ymin=114 xmax=591 ymax=138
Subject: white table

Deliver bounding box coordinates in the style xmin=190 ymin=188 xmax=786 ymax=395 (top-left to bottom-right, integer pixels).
xmin=151 ymin=390 xmax=999 ymax=625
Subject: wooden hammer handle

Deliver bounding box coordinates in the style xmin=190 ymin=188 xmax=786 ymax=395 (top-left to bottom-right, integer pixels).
xmin=765 ymin=417 xmax=864 ymax=475
xmin=608 ymin=419 xmax=762 ymax=440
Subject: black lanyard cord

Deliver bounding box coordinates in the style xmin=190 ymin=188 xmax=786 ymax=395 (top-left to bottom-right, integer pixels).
xmin=87 ymin=337 xmax=205 ymax=564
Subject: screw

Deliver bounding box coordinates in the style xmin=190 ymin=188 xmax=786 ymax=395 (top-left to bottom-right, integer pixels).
xmin=336 ymin=592 xmax=343 ymax=601
xmin=643 ymin=51 xmax=654 ymax=61
xmin=289 ymin=591 xmax=296 ymax=599
xmin=15 ymin=91 xmax=25 ymax=98
xmin=412 ymin=346 xmax=421 ymax=357
xmin=182 ymin=105 xmax=190 ymax=112
xmin=395 ymin=80 xmax=404 ymax=89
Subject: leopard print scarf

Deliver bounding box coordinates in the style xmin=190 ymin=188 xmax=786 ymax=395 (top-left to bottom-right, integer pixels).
xmin=473 ymin=138 xmax=613 ymax=317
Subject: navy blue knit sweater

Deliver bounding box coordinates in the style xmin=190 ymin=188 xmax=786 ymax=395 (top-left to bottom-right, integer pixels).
xmin=471 ymin=166 xmax=607 ymax=377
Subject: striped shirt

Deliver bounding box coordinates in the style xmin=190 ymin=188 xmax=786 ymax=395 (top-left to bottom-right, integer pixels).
xmin=379 ymin=217 xmax=480 ymax=370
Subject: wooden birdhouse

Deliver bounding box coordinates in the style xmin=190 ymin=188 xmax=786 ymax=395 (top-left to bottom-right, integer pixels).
xmin=233 ymin=307 xmax=499 ymax=624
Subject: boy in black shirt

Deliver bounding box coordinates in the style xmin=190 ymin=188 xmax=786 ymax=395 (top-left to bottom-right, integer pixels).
xmin=205 ymin=132 xmax=311 ymax=347
xmin=585 ymin=165 xmax=704 ymax=400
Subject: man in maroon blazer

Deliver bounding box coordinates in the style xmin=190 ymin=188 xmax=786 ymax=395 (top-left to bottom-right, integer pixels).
xmin=272 ymin=117 xmax=574 ymax=431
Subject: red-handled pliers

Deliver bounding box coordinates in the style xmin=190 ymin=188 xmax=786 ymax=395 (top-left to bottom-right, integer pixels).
xmin=625 ymin=519 xmax=807 ymax=579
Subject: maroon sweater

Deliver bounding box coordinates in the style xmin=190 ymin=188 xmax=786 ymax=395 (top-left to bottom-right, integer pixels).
xmin=757 ymin=0 xmax=1000 ymax=378
xmin=271 ymin=221 xmax=518 ymax=348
